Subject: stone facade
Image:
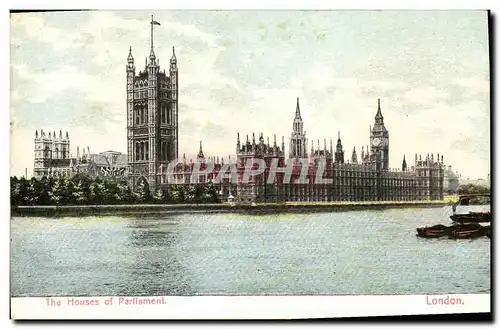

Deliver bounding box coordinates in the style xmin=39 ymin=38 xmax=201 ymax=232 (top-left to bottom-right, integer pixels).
xmin=33 ymin=131 xmax=127 ymax=181
xmin=126 ymin=17 xmax=179 ymax=190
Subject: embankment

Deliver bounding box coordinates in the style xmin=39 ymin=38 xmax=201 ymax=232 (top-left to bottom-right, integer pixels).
xmin=11 ymin=200 xmax=450 ymax=217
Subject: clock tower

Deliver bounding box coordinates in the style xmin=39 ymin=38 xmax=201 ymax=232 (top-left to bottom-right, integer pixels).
xmin=370 ymin=98 xmax=389 ymax=171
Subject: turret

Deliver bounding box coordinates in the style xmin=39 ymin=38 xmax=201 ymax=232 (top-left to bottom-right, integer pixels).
xmin=402 ymin=155 xmax=407 ymax=171
xmin=170 ymin=46 xmax=177 ymax=67
xmin=197 ymin=140 xmax=204 ymax=158
xmin=351 ymin=147 xmax=358 ymax=164
xmin=127 ymin=46 xmax=134 ymax=67
xmin=335 ymin=131 xmax=344 ymax=164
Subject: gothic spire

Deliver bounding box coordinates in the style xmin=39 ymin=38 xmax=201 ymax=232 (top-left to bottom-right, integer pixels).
xmin=402 ymin=154 xmax=407 ymax=171
xmin=197 ymin=140 xmax=204 ymax=158
xmin=351 ymin=147 xmax=358 ymax=164
xmin=375 ymin=98 xmax=383 ymax=119
xmin=127 ymin=46 xmax=134 ymax=65
xmin=295 ymin=97 xmax=302 ymax=120
xmin=170 ymin=46 xmax=177 ymax=65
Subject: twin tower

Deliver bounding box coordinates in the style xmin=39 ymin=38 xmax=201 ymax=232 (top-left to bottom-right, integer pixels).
xmin=126 ymin=16 xmax=179 ymax=188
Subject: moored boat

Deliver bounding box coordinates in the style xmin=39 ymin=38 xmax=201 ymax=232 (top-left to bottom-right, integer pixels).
xmin=416 ymin=223 xmax=489 ymax=239
xmin=416 ymin=224 xmax=453 ymax=238
xmin=450 ymin=194 xmax=490 ymax=224
xmin=450 ymin=211 xmax=491 ymax=224
xmin=448 ymin=223 xmax=487 ymax=239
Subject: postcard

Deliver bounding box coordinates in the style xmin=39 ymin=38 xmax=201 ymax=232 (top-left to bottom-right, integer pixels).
xmin=10 ymin=9 xmax=491 ymax=320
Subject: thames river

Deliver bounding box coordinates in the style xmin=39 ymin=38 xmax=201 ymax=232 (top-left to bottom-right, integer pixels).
xmin=11 ymin=207 xmax=490 ymax=297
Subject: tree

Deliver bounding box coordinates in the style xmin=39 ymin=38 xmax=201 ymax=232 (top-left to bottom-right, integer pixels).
xmin=89 ymin=178 xmax=107 ymax=205
xmin=59 ymin=176 xmax=74 ymax=205
xmin=72 ymin=180 xmax=88 ymax=205
xmin=458 ymin=184 xmax=490 ymax=195
xmin=10 ymin=177 xmax=21 ymax=205
xmin=114 ymin=182 xmax=133 ymax=204
xmin=134 ymin=179 xmax=151 ymax=203
xmin=171 ymin=185 xmax=185 ymax=203
xmin=152 ymin=188 xmax=165 ymax=203
xmin=37 ymin=177 xmax=52 ymax=205
xmin=24 ymin=177 xmax=40 ymax=205
xmin=185 ymin=185 xmax=196 ymax=203
xmin=48 ymin=178 xmax=64 ymax=205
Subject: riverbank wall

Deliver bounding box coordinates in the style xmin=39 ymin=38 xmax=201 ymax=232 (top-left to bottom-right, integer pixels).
xmin=11 ymin=200 xmax=450 ymax=217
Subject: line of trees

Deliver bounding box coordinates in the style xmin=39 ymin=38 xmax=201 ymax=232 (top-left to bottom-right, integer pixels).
xmin=458 ymin=184 xmax=490 ymax=196
xmin=10 ymin=176 xmax=222 ymax=206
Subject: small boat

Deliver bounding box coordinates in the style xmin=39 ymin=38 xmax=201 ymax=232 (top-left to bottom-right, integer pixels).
xmin=450 ymin=211 xmax=491 ymax=224
xmin=450 ymin=194 xmax=491 ymax=224
xmin=416 ymin=224 xmax=453 ymax=238
xmin=448 ymin=223 xmax=487 ymax=239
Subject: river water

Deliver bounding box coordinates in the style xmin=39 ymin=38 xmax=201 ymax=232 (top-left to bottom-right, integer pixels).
xmin=11 ymin=207 xmax=490 ymax=297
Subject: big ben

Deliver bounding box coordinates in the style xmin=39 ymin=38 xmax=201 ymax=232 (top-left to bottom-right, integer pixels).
xmin=370 ymin=98 xmax=389 ymax=171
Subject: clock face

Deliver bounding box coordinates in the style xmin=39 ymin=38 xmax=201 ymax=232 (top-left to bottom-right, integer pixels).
xmin=372 ymin=138 xmax=381 ymax=147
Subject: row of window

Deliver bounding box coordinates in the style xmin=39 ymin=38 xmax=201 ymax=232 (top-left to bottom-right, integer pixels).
xmin=134 ymin=141 xmax=172 ymax=161
xmin=134 ymin=91 xmax=171 ymax=99
xmin=134 ymin=104 xmax=173 ymax=125
xmin=41 ymin=147 xmax=68 ymax=159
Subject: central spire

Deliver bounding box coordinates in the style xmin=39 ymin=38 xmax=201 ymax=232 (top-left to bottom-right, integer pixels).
xmin=295 ymin=97 xmax=302 ymax=120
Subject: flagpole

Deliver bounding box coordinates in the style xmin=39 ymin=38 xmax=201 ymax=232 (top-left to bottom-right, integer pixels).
xmin=150 ymin=14 xmax=154 ymax=51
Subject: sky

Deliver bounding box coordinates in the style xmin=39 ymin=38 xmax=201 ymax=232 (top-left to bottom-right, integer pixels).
xmin=10 ymin=10 xmax=490 ymax=179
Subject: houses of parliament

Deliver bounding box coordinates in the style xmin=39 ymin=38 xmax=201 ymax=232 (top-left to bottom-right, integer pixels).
xmin=33 ymin=20 xmax=445 ymax=202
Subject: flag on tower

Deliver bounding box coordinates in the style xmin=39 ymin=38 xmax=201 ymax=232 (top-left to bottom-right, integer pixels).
xmin=151 ymin=20 xmax=161 ymax=26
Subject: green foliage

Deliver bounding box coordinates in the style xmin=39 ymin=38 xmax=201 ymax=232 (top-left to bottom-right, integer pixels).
xmin=458 ymin=184 xmax=490 ymax=196
xmin=134 ymin=179 xmax=151 ymax=203
xmin=152 ymin=188 xmax=165 ymax=203
xmin=168 ymin=183 xmax=221 ymax=204
xmin=10 ymin=175 xmax=222 ymax=206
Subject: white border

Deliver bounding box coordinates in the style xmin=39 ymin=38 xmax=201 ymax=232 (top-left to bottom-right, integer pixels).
xmin=10 ymin=294 xmax=490 ymax=320
xmin=4 ymin=0 xmax=496 ymax=325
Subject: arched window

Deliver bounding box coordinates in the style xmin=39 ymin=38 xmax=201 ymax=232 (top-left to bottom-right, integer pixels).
xmin=167 ymin=141 xmax=171 ymax=160
xmin=140 ymin=142 xmax=145 ymax=160
xmin=135 ymin=142 xmax=140 ymax=161
xmin=55 ymin=147 xmax=59 ymax=159
xmin=144 ymin=104 xmax=148 ymax=124
xmin=135 ymin=106 xmax=140 ymax=124
xmin=44 ymin=146 xmax=50 ymax=158
xmin=145 ymin=141 xmax=149 ymax=161
xmin=62 ymin=147 xmax=67 ymax=159
xmin=140 ymin=106 xmax=144 ymax=124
